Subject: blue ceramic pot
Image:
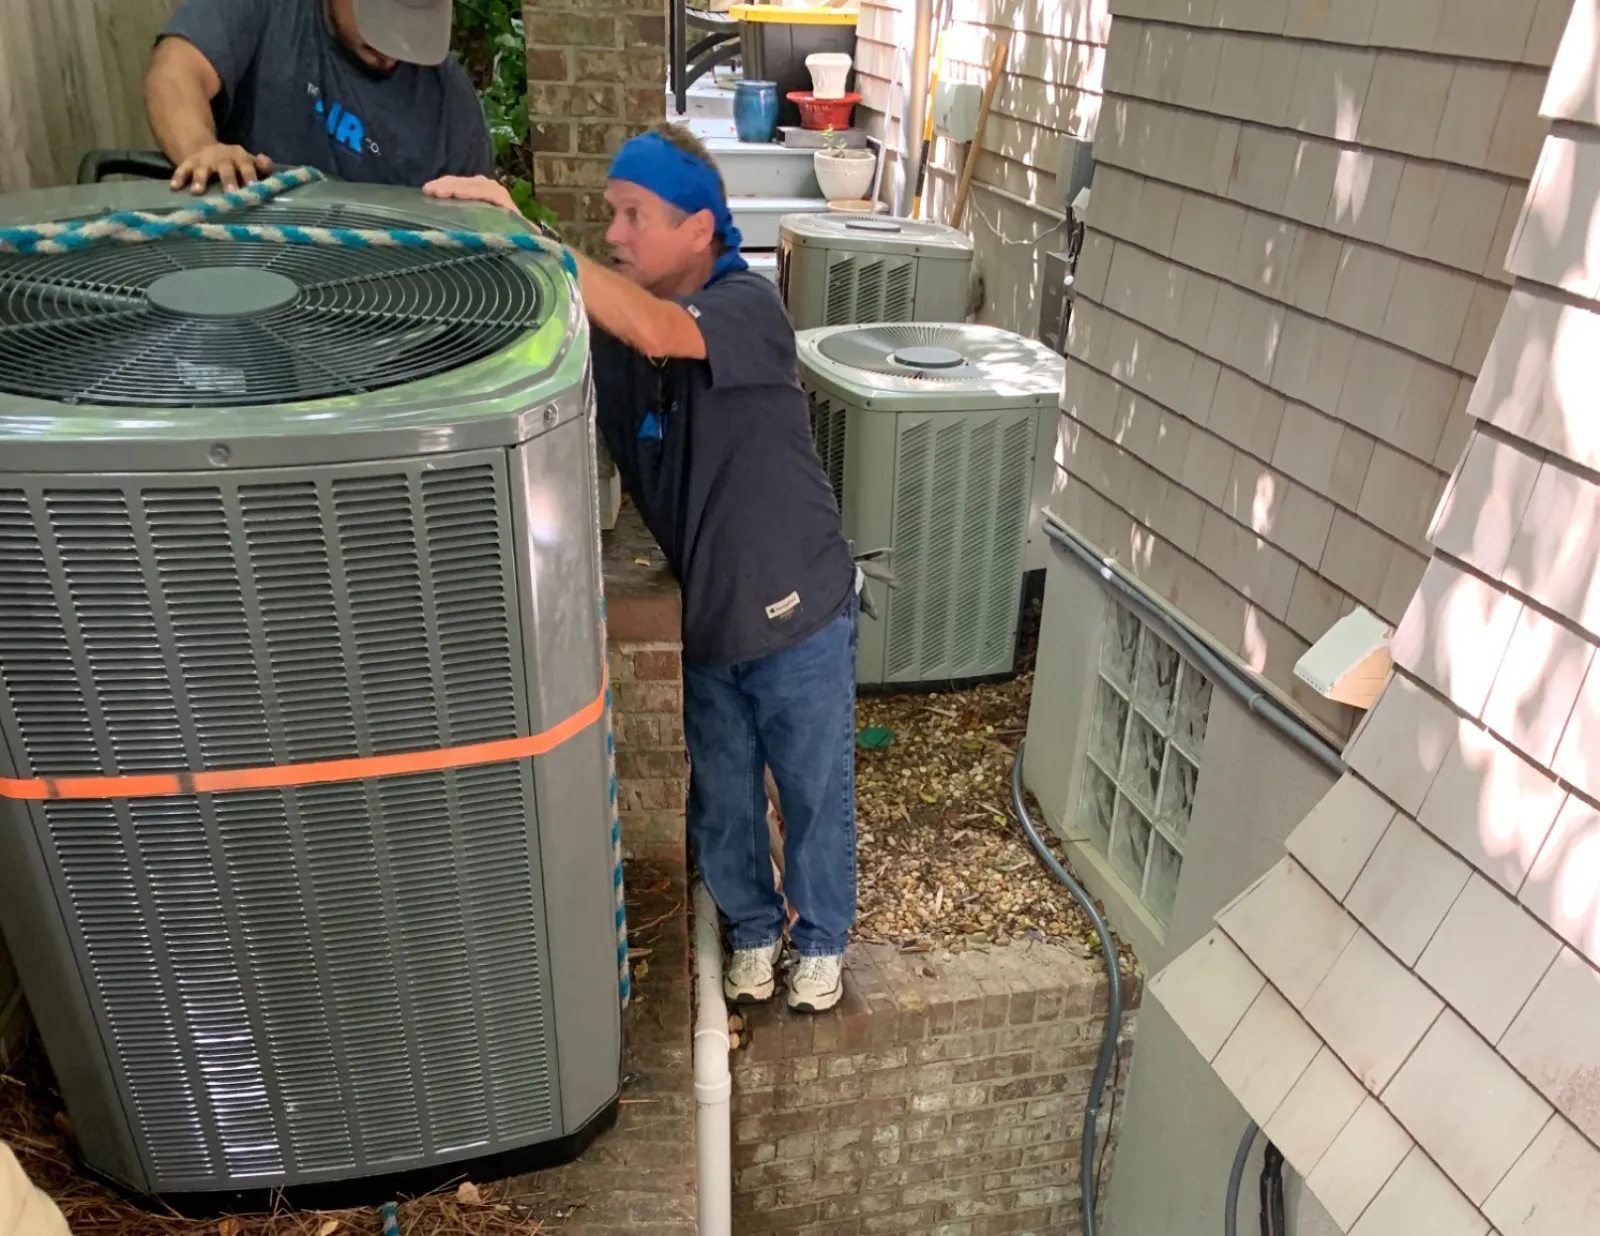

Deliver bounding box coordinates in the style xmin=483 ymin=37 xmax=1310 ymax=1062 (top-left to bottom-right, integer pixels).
xmin=734 ymin=80 xmax=779 ymax=144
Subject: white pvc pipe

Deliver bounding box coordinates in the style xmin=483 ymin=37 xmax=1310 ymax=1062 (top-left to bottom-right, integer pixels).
xmin=900 ymin=0 xmax=934 ymax=217
xmin=691 ymin=881 xmax=732 ymax=1236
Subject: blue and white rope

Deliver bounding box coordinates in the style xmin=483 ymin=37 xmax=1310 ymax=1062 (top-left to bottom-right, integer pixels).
xmin=0 ymin=165 xmax=579 ymax=277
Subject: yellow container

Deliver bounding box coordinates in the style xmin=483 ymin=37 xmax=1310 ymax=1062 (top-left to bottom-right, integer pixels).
xmin=728 ymin=4 xmax=858 ymax=24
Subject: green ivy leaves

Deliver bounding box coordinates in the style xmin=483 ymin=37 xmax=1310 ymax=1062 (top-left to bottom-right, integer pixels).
xmin=453 ymin=0 xmax=561 ymax=232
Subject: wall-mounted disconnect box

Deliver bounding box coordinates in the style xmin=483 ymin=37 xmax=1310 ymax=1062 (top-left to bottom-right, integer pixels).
xmin=1054 ymin=133 xmax=1096 ymax=210
xmin=933 ymin=80 xmax=983 ymax=143
xmin=1038 ymin=250 xmax=1074 ymax=356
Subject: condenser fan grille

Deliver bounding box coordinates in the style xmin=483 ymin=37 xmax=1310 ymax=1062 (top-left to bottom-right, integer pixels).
xmin=816 ymin=324 xmax=981 ymax=381
xmin=0 ymin=202 xmax=550 ymax=407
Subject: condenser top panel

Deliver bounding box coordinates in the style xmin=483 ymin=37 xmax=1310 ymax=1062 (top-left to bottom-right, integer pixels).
xmin=0 ymin=181 xmax=586 ymax=472
xmin=799 ymin=322 xmax=1064 ymax=408
xmin=779 ymin=213 xmax=974 ymax=257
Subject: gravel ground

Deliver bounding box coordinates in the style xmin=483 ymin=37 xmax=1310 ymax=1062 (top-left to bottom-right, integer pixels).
xmin=849 ymin=611 xmax=1124 ymax=966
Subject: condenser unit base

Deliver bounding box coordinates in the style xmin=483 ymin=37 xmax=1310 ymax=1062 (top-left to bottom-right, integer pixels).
xmin=89 ymin=1095 xmax=620 ymax=1218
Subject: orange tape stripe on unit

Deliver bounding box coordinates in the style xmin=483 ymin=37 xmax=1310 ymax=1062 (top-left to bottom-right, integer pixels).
xmin=0 ymin=669 xmax=608 ymax=803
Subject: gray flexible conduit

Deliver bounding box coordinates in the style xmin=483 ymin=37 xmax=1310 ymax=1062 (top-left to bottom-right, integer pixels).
xmin=1040 ymin=515 xmax=1347 ymax=778
xmin=1226 ymin=1122 xmax=1259 ymax=1236
xmin=1015 ymin=516 xmax=1351 ymax=1234
xmin=1009 ymin=745 xmax=1120 ymax=1236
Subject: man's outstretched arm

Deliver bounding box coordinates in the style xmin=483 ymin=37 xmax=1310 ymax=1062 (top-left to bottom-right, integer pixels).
xmin=423 ymin=176 xmax=708 ymax=361
xmin=146 ymin=36 xmax=272 ymax=193
xmin=567 ymin=250 xmax=707 ymax=361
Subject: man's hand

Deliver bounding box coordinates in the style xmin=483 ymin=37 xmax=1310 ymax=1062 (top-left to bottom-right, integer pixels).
xmin=424 ymin=175 xmax=520 ymax=214
xmin=171 ymin=143 xmax=273 ymax=195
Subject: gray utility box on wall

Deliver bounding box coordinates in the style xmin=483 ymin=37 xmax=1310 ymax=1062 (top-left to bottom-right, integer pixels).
xmin=798 ymin=323 xmax=1065 ymax=688
xmin=778 ymin=214 xmax=975 ymax=330
xmin=0 ymin=181 xmax=621 ymax=1208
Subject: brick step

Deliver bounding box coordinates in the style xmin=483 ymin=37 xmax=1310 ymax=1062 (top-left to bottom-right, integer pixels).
xmin=730 ymin=196 xmax=830 ymax=249
xmin=666 ymin=74 xmax=738 ymax=120
xmin=705 ymin=136 xmax=822 ymax=199
xmin=746 ymin=251 xmax=778 ymax=283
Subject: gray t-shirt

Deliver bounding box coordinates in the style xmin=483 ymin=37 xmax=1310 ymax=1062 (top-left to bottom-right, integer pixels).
xmin=161 ymin=0 xmax=493 ymax=185
xmin=592 ymin=271 xmax=857 ymax=665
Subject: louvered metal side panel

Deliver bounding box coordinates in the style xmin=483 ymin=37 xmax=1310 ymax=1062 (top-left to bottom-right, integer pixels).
xmin=822 ymin=251 xmax=921 ymax=327
xmin=880 ymin=258 xmax=915 ymax=321
xmin=819 ymin=251 xmax=921 ymax=326
xmin=0 ymin=454 xmax=558 ymax=1192
xmin=823 ymin=253 xmax=858 ymax=327
xmin=885 ymin=421 xmax=931 ymax=678
xmin=806 ymin=389 xmax=848 ymax=511
xmin=985 ymin=418 xmax=1035 ymax=663
xmin=884 ymin=410 xmax=1036 ymax=682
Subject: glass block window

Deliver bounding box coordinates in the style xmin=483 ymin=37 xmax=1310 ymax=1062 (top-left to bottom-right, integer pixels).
xmin=1079 ymin=602 xmax=1213 ymax=926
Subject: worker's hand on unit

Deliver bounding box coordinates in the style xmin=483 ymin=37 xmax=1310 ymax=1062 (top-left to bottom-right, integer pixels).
xmin=424 ymin=175 xmax=519 ymax=214
xmin=170 ymin=143 xmax=273 ymax=195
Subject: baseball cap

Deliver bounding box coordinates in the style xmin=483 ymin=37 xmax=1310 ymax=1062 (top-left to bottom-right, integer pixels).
xmin=352 ymin=0 xmax=453 ymax=66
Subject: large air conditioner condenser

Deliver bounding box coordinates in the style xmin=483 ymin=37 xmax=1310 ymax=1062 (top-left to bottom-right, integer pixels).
xmin=0 ymin=179 xmax=622 ymax=1209
xmin=799 ymin=323 xmax=1065 ymax=688
xmin=777 ymin=214 xmax=975 ymax=330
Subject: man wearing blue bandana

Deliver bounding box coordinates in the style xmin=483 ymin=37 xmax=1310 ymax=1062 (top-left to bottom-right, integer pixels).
xmin=431 ymin=123 xmax=858 ymax=1012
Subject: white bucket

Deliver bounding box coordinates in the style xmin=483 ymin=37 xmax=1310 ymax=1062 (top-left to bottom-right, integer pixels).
xmin=805 ymin=52 xmax=854 ymax=100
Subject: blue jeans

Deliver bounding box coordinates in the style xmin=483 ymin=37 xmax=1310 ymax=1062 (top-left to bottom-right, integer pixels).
xmin=684 ymin=600 xmax=858 ymax=957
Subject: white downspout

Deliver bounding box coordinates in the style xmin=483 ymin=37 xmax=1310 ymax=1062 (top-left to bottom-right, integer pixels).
xmin=692 ymin=880 xmax=732 ymax=1236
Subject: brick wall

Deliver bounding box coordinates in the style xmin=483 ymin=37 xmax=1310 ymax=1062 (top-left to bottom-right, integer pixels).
xmin=732 ymin=942 xmax=1140 ymax=1236
xmin=602 ymin=503 xmax=687 ymax=863
xmin=609 ymin=640 xmax=687 ymax=861
xmin=523 ymin=0 xmax=667 ymax=253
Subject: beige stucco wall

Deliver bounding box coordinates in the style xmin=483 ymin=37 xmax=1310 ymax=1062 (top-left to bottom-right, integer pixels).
xmin=1023 ymin=536 xmax=1341 ymax=1233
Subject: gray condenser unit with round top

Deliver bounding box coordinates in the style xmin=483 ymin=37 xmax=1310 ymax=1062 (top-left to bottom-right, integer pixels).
xmin=0 ymin=179 xmax=621 ymax=1207
xmin=798 ymin=323 xmax=1064 ymax=687
xmin=777 ymin=214 xmax=975 ymax=330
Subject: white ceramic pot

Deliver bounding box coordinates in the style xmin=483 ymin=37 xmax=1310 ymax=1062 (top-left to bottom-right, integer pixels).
xmin=805 ymin=52 xmax=854 ymax=99
xmin=814 ymin=148 xmax=875 ymax=202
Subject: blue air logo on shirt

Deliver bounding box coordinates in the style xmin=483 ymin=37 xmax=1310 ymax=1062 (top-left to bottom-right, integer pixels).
xmin=307 ymin=84 xmax=381 ymax=156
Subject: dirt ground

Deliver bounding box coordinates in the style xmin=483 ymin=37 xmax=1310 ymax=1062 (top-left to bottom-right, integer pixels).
xmin=850 ymin=597 xmax=1112 ymax=963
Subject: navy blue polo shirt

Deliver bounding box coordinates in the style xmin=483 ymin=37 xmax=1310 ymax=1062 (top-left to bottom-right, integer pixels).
xmin=592 ymin=271 xmax=856 ymax=665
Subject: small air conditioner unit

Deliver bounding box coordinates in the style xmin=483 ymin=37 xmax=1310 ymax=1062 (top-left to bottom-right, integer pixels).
xmin=798 ymin=323 xmax=1065 ymax=687
xmin=777 ymin=214 xmax=974 ymax=329
xmin=0 ymin=180 xmax=622 ymax=1208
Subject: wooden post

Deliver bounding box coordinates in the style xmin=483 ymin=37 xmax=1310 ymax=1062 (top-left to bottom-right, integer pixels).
xmin=949 ymin=34 xmax=1011 ymax=231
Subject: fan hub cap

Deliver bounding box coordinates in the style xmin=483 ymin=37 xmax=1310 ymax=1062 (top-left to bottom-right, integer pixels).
xmin=147 ymin=268 xmax=300 ymax=318
xmin=890 ymin=345 xmax=965 ymax=370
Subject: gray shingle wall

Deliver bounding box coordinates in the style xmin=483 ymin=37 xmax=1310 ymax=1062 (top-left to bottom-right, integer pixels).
xmin=1152 ymin=4 xmax=1600 ymax=1233
xmin=1059 ymin=0 xmax=1564 ymax=738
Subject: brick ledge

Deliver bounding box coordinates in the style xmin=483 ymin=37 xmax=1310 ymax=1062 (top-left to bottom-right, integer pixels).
xmin=603 ymin=502 xmax=681 ymax=646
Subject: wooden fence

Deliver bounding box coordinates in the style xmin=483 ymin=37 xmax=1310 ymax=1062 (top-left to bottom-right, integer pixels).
xmin=0 ymin=0 xmax=178 ymax=192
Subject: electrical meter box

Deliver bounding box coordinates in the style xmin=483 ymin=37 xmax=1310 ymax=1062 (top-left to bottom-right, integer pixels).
xmin=932 ymin=80 xmax=982 ymax=142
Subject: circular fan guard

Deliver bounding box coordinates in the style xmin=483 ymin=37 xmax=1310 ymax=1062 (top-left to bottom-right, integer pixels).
xmin=0 ymin=202 xmax=552 ymax=408
xmin=815 ymin=324 xmax=982 ymax=380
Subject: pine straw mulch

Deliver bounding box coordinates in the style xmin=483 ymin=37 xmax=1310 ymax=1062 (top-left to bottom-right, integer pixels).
xmin=0 ymin=1050 xmax=542 ymax=1236
xmin=850 ymin=613 xmax=1134 ymax=975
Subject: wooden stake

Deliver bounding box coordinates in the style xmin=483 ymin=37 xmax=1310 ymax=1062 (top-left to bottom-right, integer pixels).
xmin=949 ymin=35 xmax=1011 ymax=231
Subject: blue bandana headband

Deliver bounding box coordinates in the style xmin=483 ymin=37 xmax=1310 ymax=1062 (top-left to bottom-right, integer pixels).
xmin=608 ymin=132 xmax=749 ymax=284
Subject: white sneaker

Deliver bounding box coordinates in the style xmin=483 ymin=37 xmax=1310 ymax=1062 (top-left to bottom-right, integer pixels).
xmin=724 ymin=941 xmax=783 ymax=1004
xmin=787 ymin=954 xmax=844 ymax=1013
